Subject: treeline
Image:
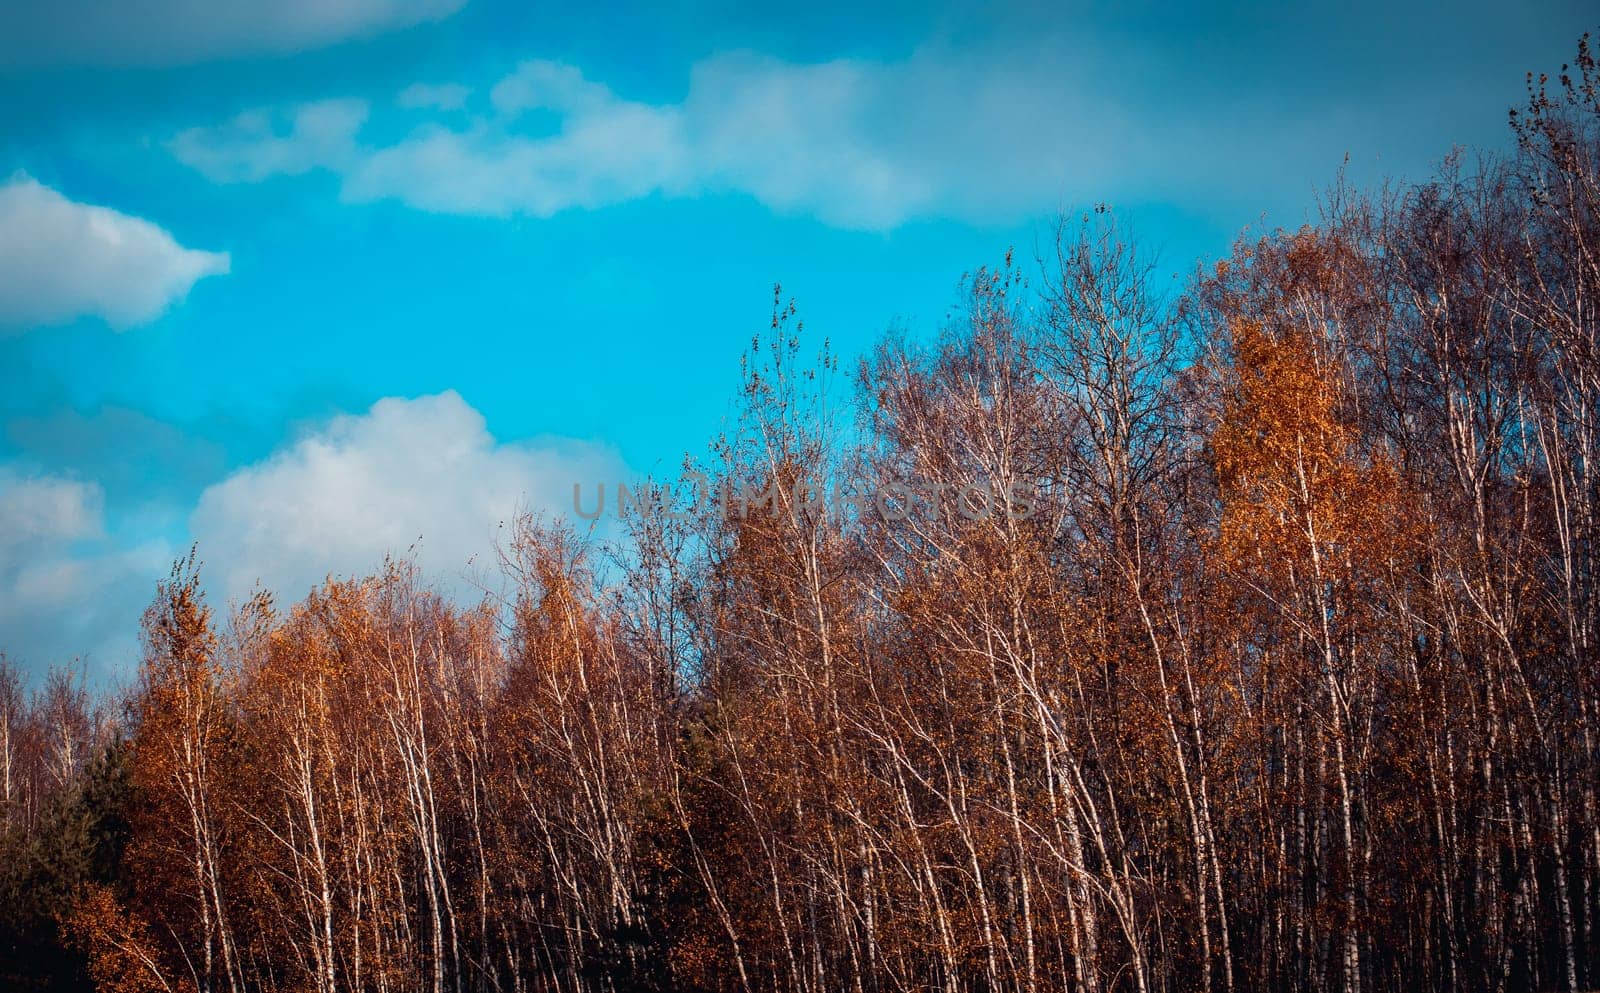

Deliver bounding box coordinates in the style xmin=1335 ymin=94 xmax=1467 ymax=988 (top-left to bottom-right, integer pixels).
xmin=6 ymin=35 xmax=1600 ymax=993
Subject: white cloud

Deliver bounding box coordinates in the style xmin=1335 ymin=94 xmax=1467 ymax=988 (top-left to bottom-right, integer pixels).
xmin=0 ymin=0 xmax=467 ymax=68
xmin=190 ymin=391 xmax=627 ymax=604
xmin=0 ymin=468 xmax=170 ymax=680
xmin=0 ymin=472 xmax=103 ymax=554
xmin=165 ymin=43 xmax=1213 ymax=230
xmin=489 ymin=60 xmax=617 ymax=117
xmin=683 ymin=54 xmax=941 ymax=230
xmin=0 ymin=175 xmax=230 ymax=331
xmin=349 ymin=104 xmax=690 ymax=217
xmin=176 ymin=61 xmax=692 ymax=218
xmin=170 ymin=100 xmax=370 ymax=183
xmin=171 ymin=51 xmax=1106 ymax=229
xmin=0 ymin=396 xmax=627 ymax=680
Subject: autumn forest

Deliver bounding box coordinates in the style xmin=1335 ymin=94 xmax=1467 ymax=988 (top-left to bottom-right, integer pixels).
xmin=5 ymin=36 xmax=1600 ymax=993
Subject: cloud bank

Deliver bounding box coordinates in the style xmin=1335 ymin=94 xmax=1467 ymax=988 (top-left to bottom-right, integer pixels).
xmin=0 ymin=175 xmax=229 ymax=331
xmin=170 ymin=49 xmax=1154 ymax=230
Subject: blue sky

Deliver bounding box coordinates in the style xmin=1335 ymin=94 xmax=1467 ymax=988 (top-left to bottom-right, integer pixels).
xmin=0 ymin=0 xmax=1594 ymax=684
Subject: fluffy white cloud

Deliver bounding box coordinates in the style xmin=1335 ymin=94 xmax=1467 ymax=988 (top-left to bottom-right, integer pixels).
xmin=0 ymin=396 xmax=625 ymax=679
xmin=0 ymin=0 xmax=466 ymax=68
xmin=0 ymin=175 xmax=230 ymax=331
xmin=176 ymin=62 xmax=692 ymax=218
xmin=0 ymin=472 xmax=102 ymax=555
xmin=190 ymin=391 xmax=626 ymax=604
xmin=0 ymin=468 xmax=170 ymax=680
